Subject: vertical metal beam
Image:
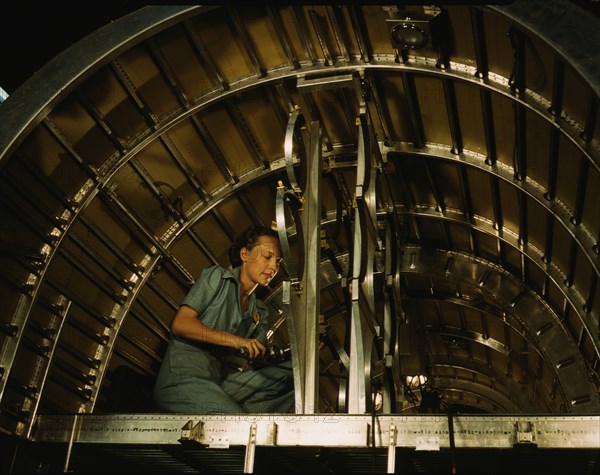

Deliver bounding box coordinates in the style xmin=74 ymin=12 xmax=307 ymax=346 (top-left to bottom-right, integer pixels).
xmin=549 ymin=59 xmax=565 ymax=118
xmin=518 ymin=190 xmax=528 ymax=247
xmin=228 ymin=7 xmax=266 ymax=77
xmin=348 ymin=5 xmax=371 ymax=63
xmin=565 ymin=237 xmax=578 ymax=288
xmin=243 ymin=423 xmax=257 ymax=473
xmin=400 ymin=73 xmax=425 ymax=148
xmin=190 ymin=115 xmax=238 ymax=185
xmin=570 ymin=155 xmax=589 ymax=226
xmin=291 ymin=6 xmax=317 ymax=65
xmin=326 ymin=6 xmax=350 ymax=63
xmin=300 ymin=121 xmax=322 ymax=412
xmin=458 ymin=165 xmax=476 ymax=253
xmin=364 ymin=73 xmax=392 ymax=144
xmin=267 ymin=6 xmax=300 ymax=70
xmin=387 ymin=423 xmax=397 ymax=473
xmin=348 ymin=110 xmax=380 ymax=414
xmin=490 ymin=176 xmax=503 ymax=233
xmin=160 ymin=134 xmax=211 ymax=201
xmin=513 ymin=103 xmax=527 ymax=181
xmin=183 ymin=20 xmax=229 ymax=91
xmin=277 ymin=115 xmax=321 ymax=414
xmin=470 ymin=6 xmax=488 ymax=79
xmin=507 ymin=27 xmax=525 ymax=96
xmin=309 ymin=9 xmax=334 ymax=66
xmin=442 ymin=79 xmax=463 ymax=155
xmin=584 ymin=269 xmax=597 ymax=314
xmin=481 ymin=89 xmax=497 ymax=166
xmin=490 ymin=175 xmax=504 ymax=264
xmin=224 ymin=99 xmax=268 ymax=169
xmin=423 ymin=160 xmax=445 ymax=213
xmin=545 ymin=127 xmax=560 ymax=201
xmin=147 ymin=37 xmax=191 ymax=107
xmin=581 ymin=97 xmax=598 ymax=143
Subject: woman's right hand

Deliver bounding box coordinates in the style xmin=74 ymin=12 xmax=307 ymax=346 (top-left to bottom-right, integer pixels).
xmin=237 ymin=337 xmax=266 ymax=360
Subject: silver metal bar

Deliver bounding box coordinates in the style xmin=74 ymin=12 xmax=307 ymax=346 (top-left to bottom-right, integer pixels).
xmin=267 ymin=6 xmax=300 ymax=69
xmin=387 ymin=423 xmax=396 ymax=473
xmin=63 ymin=414 xmax=79 ymax=472
xmin=441 ymin=77 xmax=464 ymax=155
xmin=160 ymin=134 xmax=211 ymax=200
xmin=190 ymin=115 xmax=237 ymax=185
xmin=33 ymin=414 xmax=600 ymax=449
xmin=281 ymin=280 xmax=303 ymax=412
xmin=243 ymin=423 xmax=257 ymax=473
xmin=299 ymin=90 xmax=333 ymax=152
xmin=290 ymin=6 xmax=317 ymax=65
xmin=100 ymin=186 xmax=195 ymax=285
xmin=283 ymin=108 xmax=306 ymax=194
xmin=326 ymin=6 xmax=350 ymax=63
xmin=110 ymin=60 xmax=160 ymax=127
xmin=309 ymin=9 xmax=333 ymax=66
xmin=296 ymin=73 xmax=354 ymax=93
xmin=275 ymin=187 xmax=302 ymax=283
xmin=147 ymin=37 xmax=191 ymax=107
xmin=225 ymin=99 xmax=267 ymax=168
xmin=228 ymin=7 xmax=266 ymax=77
xmin=347 ymin=5 xmax=370 ymax=63
xmin=300 ymin=121 xmax=322 ymax=413
xmin=183 ymin=20 xmax=229 ymax=91
xmin=356 ymin=117 xmax=381 ymax=252
xmin=335 ymin=88 xmax=360 ymax=145
xmin=364 ymin=72 xmax=392 ymax=143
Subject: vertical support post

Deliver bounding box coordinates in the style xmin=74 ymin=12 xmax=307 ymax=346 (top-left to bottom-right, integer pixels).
xmin=387 ymin=423 xmax=397 ymax=473
xmin=243 ymin=423 xmax=257 ymax=473
xmin=63 ymin=415 xmax=79 ymax=473
xmin=302 ymin=121 xmax=322 ymax=412
xmin=279 ymin=115 xmax=321 ymax=414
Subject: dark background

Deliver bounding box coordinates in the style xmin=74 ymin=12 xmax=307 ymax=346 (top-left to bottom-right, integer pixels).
xmin=1 ymin=1 xmax=599 ymax=95
xmin=0 ymin=2 xmax=145 ymax=94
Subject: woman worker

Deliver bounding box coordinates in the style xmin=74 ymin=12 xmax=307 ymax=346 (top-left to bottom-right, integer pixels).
xmin=153 ymin=225 xmax=294 ymax=414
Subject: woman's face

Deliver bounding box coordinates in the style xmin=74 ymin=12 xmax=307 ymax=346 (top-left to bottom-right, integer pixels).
xmin=241 ymin=235 xmax=282 ymax=286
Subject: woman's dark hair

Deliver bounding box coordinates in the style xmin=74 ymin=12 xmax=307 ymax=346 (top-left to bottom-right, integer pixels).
xmin=229 ymin=225 xmax=279 ymax=267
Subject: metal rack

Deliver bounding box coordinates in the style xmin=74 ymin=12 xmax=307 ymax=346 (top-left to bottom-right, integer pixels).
xmin=31 ymin=413 xmax=600 ymax=473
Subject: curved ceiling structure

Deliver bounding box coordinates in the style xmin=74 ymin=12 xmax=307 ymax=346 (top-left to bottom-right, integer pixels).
xmin=0 ymin=0 xmax=599 ymax=444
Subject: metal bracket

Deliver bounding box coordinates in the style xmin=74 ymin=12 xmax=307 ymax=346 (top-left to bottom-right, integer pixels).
xmin=244 ymin=423 xmax=257 ymax=473
xmin=387 ymin=423 xmax=397 ymax=474
xmin=515 ymin=420 xmax=537 ymax=446
xmin=179 ymin=420 xmax=204 ymax=444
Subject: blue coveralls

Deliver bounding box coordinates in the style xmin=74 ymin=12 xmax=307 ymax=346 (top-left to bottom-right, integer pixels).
xmin=153 ymin=265 xmax=294 ymax=414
